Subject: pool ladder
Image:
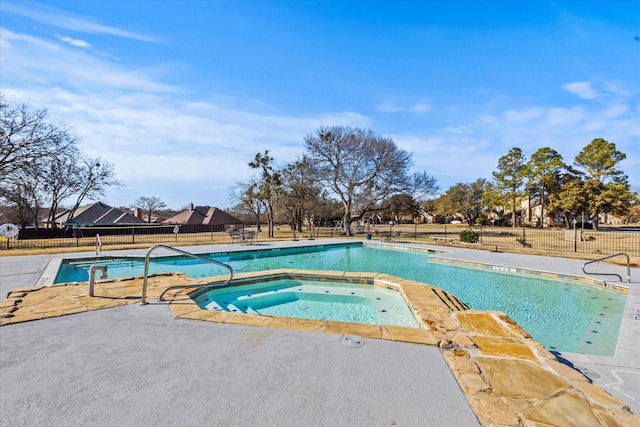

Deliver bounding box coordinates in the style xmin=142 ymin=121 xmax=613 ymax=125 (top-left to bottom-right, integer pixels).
xmin=582 ymin=252 xmax=631 ymax=283
xmin=140 ymin=244 xmax=234 ymax=304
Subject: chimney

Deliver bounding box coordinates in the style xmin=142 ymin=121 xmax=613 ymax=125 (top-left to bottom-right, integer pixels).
xmin=189 ymin=202 xmax=194 ymax=211
xmin=134 ymin=208 xmax=142 ymax=218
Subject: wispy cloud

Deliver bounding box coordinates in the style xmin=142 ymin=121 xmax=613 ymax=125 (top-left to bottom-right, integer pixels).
xmin=2 ymin=2 xmax=159 ymax=43
xmin=562 ymin=81 xmax=599 ymax=100
xmin=56 ymin=34 xmax=91 ymax=48
xmin=1 ymin=29 xmax=176 ymax=93
xmin=377 ymin=101 xmax=431 ymax=115
xmin=0 ymin=28 xmax=59 ymax=51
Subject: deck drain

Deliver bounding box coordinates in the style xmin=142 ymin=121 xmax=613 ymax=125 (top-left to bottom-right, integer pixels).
xmin=634 ymin=308 xmax=640 ymax=321
xmin=340 ymin=335 xmax=365 ymax=348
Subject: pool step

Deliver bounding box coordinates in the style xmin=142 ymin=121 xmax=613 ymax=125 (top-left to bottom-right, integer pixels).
xmin=225 ymin=303 xmax=259 ymax=315
xmin=431 ymin=288 xmax=469 ymax=311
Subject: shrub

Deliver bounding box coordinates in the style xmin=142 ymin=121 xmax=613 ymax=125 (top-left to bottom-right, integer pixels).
xmin=459 ymin=229 xmax=480 ymax=243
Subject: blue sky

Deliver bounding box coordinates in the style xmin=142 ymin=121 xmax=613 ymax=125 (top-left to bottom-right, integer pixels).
xmin=1 ymin=1 xmax=639 ymax=210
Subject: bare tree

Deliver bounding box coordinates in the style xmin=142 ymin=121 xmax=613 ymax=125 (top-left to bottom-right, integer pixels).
xmin=60 ymin=158 xmax=120 ymax=225
xmin=0 ymin=98 xmax=75 ymax=179
xmin=229 ymin=178 xmax=263 ymax=231
xmin=132 ymin=196 xmax=167 ymax=222
xmin=279 ymin=156 xmax=323 ymax=234
xmin=304 ymin=126 xmax=437 ymax=235
xmin=1 ymin=100 xmax=120 ymax=228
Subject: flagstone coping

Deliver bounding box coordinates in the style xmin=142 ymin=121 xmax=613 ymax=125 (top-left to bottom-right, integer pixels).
xmin=0 ymin=269 xmax=637 ymax=427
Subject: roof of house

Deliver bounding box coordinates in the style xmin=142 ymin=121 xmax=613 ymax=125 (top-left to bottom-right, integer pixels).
xmin=163 ymin=206 xmax=242 ymax=225
xmin=56 ymin=202 xmax=146 ymax=226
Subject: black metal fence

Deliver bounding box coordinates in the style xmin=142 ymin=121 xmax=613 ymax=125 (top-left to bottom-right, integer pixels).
xmin=403 ymin=225 xmax=640 ymax=257
xmin=2 ymin=224 xmax=639 ymax=257
xmin=1 ymin=224 xmax=228 ymax=250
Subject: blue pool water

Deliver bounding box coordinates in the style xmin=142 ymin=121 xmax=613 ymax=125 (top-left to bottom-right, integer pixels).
xmin=193 ymin=279 xmax=420 ymax=328
xmin=55 ymin=243 xmax=626 ymax=355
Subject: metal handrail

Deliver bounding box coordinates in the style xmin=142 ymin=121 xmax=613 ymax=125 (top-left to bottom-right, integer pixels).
xmin=582 ymin=252 xmax=631 ymax=283
xmin=140 ymin=244 xmax=234 ymax=304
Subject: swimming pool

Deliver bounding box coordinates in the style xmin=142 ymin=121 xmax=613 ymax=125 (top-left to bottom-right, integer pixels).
xmin=54 ymin=243 xmax=626 ymax=355
xmin=192 ymin=278 xmax=420 ymax=328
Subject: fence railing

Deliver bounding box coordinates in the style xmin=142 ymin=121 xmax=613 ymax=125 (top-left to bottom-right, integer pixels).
xmin=401 ymin=225 xmax=640 ymax=257
xmin=1 ymin=224 xmax=639 ymax=258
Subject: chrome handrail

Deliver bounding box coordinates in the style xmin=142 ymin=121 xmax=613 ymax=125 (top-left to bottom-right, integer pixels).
xmin=140 ymin=244 xmax=234 ymax=304
xmin=582 ymin=252 xmax=631 ymax=283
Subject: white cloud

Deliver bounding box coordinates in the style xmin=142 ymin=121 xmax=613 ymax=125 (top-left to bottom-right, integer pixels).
xmin=377 ymin=100 xmax=431 ymax=115
xmin=0 ymin=29 xmax=177 ymax=93
xmin=545 ymin=106 xmax=584 ymax=126
xmin=503 ymin=108 xmax=544 ymax=123
xmin=602 ymin=103 xmax=628 ymax=118
xmin=2 ymin=2 xmax=158 ymax=43
xmin=562 ymin=81 xmax=599 ymax=100
xmin=0 ymin=28 xmax=59 ymax=51
xmin=56 ymin=34 xmax=91 ymax=48
xmin=2 ymin=86 xmax=367 ymax=208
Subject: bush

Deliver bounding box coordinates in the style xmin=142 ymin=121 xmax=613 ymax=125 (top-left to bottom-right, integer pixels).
xmin=459 ymin=229 xmax=480 ymax=243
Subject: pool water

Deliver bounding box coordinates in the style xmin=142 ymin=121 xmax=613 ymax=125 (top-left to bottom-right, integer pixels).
xmin=192 ymin=279 xmax=420 ymax=328
xmin=55 ymin=244 xmax=626 ymax=355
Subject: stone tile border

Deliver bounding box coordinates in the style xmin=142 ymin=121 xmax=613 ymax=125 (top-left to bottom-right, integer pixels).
xmin=0 ymin=269 xmax=638 ymax=426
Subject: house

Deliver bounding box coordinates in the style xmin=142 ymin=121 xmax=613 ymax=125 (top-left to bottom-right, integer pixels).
xmin=56 ymin=202 xmax=147 ymax=227
xmin=163 ymin=203 xmax=243 ymax=231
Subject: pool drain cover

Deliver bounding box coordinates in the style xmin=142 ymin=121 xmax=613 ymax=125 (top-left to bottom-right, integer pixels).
xmin=340 ymin=335 xmax=365 ymax=348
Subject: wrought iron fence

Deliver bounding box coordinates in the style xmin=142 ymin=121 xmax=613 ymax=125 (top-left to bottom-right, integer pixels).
xmin=404 ymin=225 xmax=640 ymax=257
xmin=1 ymin=223 xmax=639 ymax=257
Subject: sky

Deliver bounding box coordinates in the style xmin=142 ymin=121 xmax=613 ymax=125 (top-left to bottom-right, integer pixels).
xmin=1 ymin=0 xmax=639 ymax=211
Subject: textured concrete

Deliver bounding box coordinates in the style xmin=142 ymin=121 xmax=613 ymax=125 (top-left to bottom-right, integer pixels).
xmin=2 ymin=239 xmax=639 ymax=426
xmin=1 ymin=303 xmax=478 ymax=427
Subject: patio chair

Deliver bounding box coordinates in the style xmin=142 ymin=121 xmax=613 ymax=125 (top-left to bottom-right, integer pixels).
xmin=244 ymin=231 xmax=257 ymax=245
xmin=229 ymin=230 xmax=242 ymax=244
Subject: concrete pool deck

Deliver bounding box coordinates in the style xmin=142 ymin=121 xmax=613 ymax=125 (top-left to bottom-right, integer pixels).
xmin=1 ymin=239 xmax=639 ymax=426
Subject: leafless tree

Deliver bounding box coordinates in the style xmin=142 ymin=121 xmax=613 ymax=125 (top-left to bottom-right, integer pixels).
xmin=305 ymin=126 xmax=437 ymax=235
xmin=132 ymin=196 xmax=167 ymax=222
xmin=0 ymin=97 xmax=75 ymax=179
xmin=1 ymin=99 xmax=119 ymax=228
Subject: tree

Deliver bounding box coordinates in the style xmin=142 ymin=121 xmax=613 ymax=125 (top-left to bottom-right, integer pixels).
xmin=279 ymin=156 xmax=323 ymax=234
xmin=132 ymin=196 xmax=167 ymax=223
xmin=385 ymin=193 xmax=420 ymax=223
xmin=304 ymin=126 xmax=437 ymax=235
xmin=248 ymin=151 xmax=282 ymax=238
xmin=574 ymin=138 xmax=626 ymax=184
xmin=573 ymin=138 xmax=634 ymax=227
xmin=525 ymin=147 xmax=567 ymax=227
xmin=548 ymin=176 xmax=588 ymax=227
xmin=63 ymin=158 xmax=119 ymax=224
xmin=1 ymin=100 xmax=119 ymax=228
xmin=1 ymin=98 xmax=75 ymax=179
xmin=438 ymin=179 xmax=487 ymax=225
xmin=491 ymin=147 xmax=527 ymax=227
xmin=229 ymin=178 xmax=263 ymax=232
